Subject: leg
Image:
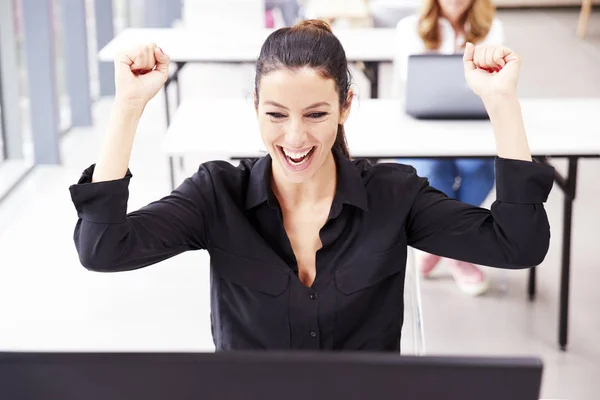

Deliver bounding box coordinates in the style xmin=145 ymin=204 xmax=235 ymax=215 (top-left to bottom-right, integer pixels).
xmin=163 ymin=86 xmax=182 ymax=186
xmin=162 ymin=62 xmax=187 ymax=178
xmin=171 ymin=62 xmax=186 ymax=169
xmin=528 ymin=157 xmax=543 ymax=300
xmin=174 ymin=65 xmax=184 ymax=169
xmin=397 ymin=158 xmax=457 ymax=198
xmin=451 ymin=158 xmax=496 ymax=296
xmin=175 ymin=61 xmax=186 ymax=107
xmin=162 ymin=80 xmax=185 ymax=171
xmin=163 ymin=84 xmax=171 ymax=127
xmin=454 ymin=158 xmax=495 ymax=207
xmin=533 ymin=156 xmax=578 ymax=351
xmin=528 ymin=266 xmax=536 ymax=300
xmin=163 ymin=61 xmax=186 ymax=128
xmin=397 ymin=158 xmax=457 ymax=276
xmin=362 ymin=61 xmax=380 ymax=98
xmin=169 ymin=156 xmax=176 ymax=190
xmin=559 ymin=158 xmax=578 ymax=351
xmin=560 ymin=191 xmax=574 ymax=351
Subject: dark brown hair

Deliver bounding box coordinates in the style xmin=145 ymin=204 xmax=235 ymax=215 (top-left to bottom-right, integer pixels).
xmin=254 ymin=19 xmax=352 ymax=158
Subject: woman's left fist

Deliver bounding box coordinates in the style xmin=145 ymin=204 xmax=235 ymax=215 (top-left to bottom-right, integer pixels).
xmin=463 ymin=43 xmax=521 ymax=98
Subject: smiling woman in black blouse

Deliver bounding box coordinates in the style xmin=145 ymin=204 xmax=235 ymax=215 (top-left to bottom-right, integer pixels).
xmin=69 ymin=20 xmax=554 ymax=352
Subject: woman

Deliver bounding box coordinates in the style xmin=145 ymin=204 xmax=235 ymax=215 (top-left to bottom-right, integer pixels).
xmin=393 ymin=0 xmax=505 ymax=296
xmin=69 ymin=20 xmax=554 ymax=352
xmin=265 ymin=0 xmax=300 ymax=26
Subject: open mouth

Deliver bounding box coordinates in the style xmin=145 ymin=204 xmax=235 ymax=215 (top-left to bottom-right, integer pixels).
xmin=278 ymin=146 xmax=316 ymax=171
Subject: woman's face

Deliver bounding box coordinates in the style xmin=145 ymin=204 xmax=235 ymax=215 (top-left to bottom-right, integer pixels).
xmin=438 ymin=0 xmax=473 ymax=24
xmin=256 ymin=67 xmax=351 ymax=184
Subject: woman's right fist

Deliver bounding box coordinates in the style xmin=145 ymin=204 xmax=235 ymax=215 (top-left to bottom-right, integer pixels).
xmin=114 ymin=43 xmax=170 ymax=107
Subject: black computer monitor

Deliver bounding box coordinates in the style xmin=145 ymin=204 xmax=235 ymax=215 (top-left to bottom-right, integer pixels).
xmin=0 ymin=351 xmax=543 ymax=400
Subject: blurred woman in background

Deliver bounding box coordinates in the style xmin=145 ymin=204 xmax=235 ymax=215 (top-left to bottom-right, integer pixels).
xmin=265 ymin=0 xmax=301 ymax=26
xmin=393 ymin=0 xmax=505 ymax=296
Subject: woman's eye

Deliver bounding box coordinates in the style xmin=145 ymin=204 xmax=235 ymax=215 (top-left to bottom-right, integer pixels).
xmin=266 ymin=112 xmax=285 ymax=119
xmin=307 ymin=112 xmax=328 ymax=119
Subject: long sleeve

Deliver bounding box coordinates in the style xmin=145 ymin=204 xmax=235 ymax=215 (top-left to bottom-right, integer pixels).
xmin=69 ymin=164 xmax=216 ymax=272
xmin=406 ymin=157 xmax=555 ymax=269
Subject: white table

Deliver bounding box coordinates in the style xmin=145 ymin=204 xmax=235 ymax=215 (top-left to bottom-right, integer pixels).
xmin=163 ymin=96 xmax=600 ymax=352
xmin=163 ymin=97 xmax=600 ymax=159
xmin=98 ymin=27 xmax=398 ymax=64
xmin=98 ymin=27 xmax=398 ymax=124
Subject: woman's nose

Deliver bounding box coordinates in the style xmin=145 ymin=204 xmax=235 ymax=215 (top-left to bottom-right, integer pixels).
xmin=284 ymin=120 xmax=307 ymax=146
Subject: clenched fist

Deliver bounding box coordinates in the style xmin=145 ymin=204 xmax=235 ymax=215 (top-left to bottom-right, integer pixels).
xmin=463 ymin=43 xmax=521 ymax=99
xmin=114 ymin=43 xmax=170 ymax=107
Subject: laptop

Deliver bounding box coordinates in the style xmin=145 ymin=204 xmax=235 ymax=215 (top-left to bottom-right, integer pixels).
xmin=0 ymin=351 xmax=543 ymax=400
xmin=405 ymin=53 xmax=490 ymax=120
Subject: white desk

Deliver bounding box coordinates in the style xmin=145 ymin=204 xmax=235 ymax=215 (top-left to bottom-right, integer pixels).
xmin=163 ymin=97 xmax=600 ymax=159
xmin=98 ymin=27 xmax=398 ymax=64
xmin=98 ymin=27 xmax=398 ymax=124
xmin=163 ymin=96 xmax=600 ymax=352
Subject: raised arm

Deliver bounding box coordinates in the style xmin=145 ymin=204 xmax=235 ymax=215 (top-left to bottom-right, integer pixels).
xmin=463 ymin=43 xmax=532 ymax=162
xmin=406 ymin=44 xmax=555 ymax=269
xmin=69 ymin=44 xmax=215 ymax=272
xmin=94 ymin=43 xmax=169 ymax=183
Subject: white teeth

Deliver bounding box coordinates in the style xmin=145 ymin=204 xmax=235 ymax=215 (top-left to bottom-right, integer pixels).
xmin=289 ymin=154 xmax=311 ymax=166
xmin=280 ymin=146 xmax=314 ymax=166
xmin=282 ymin=147 xmax=312 ymax=159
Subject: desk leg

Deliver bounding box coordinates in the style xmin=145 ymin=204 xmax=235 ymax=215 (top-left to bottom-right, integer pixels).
xmin=174 ymin=62 xmax=186 ymax=170
xmin=528 ymin=157 xmax=539 ymax=301
xmin=163 ymin=84 xmax=171 ymax=127
xmin=362 ymin=61 xmax=380 ymax=98
xmin=163 ymin=61 xmax=187 ymax=128
xmin=559 ymin=157 xmax=578 ymax=351
xmin=169 ymin=156 xmax=176 ymax=191
xmin=163 ymin=62 xmax=187 ymax=188
xmin=175 ymin=61 xmax=185 ymax=107
xmin=528 ymin=266 xmax=536 ymax=301
xmin=163 ymin=85 xmax=180 ymax=190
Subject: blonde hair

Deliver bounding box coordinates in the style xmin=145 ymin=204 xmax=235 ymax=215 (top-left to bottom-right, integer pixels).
xmin=418 ymin=0 xmax=496 ymax=50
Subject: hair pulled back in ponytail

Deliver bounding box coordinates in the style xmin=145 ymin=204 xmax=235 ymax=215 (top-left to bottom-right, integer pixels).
xmin=254 ymin=19 xmax=352 ymax=158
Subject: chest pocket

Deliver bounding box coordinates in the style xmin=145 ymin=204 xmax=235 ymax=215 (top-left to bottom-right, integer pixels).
xmin=334 ymin=242 xmax=406 ymax=295
xmin=209 ymin=247 xmax=292 ymax=350
xmin=211 ymin=247 xmax=290 ymax=296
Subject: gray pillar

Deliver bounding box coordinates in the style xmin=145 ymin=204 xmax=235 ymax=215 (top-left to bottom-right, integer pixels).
xmin=128 ymin=0 xmax=145 ymax=28
xmin=0 ymin=0 xmax=23 ymax=160
xmin=61 ymin=0 xmax=93 ymax=127
xmin=143 ymin=0 xmax=182 ymax=27
xmin=94 ymin=0 xmax=115 ymax=96
xmin=21 ymin=0 xmax=61 ymax=165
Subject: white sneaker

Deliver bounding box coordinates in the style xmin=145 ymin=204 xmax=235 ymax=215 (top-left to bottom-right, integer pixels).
xmin=450 ymin=260 xmax=490 ymax=296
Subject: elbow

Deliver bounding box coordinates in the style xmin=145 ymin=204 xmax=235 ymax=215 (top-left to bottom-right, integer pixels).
xmin=76 ymin=240 xmax=118 ymax=272
xmin=506 ymin=227 xmax=551 ymax=269
xmin=73 ymin=222 xmax=121 ymax=272
xmin=77 ymin=250 xmax=115 ymax=272
xmin=509 ymin=248 xmax=548 ymax=270
xmin=73 ymin=220 xmax=153 ymax=273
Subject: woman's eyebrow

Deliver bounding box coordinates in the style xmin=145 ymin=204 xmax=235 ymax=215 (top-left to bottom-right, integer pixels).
xmin=263 ymin=100 xmax=289 ymax=110
xmin=304 ymin=102 xmax=331 ymax=110
xmin=262 ymin=101 xmax=332 ymax=110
